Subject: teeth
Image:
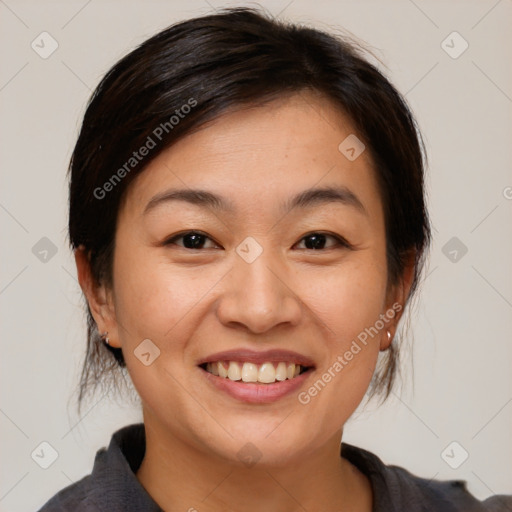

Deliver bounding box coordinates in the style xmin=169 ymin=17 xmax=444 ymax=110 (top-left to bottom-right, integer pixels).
xmin=209 ymin=362 xmax=219 ymax=376
xmin=217 ymin=361 xmax=228 ymax=378
xmin=204 ymin=361 xmax=307 ymax=383
xmin=275 ymin=362 xmax=287 ymax=381
xmin=258 ymin=362 xmax=275 ymax=383
xmin=227 ymin=361 xmax=241 ymax=381
xmin=241 ymin=362 xmax=258 ymax=382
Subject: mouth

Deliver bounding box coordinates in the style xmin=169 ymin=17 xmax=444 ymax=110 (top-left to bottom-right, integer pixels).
xmin=199 ymin=360 xmax=312 ymax=384
xmin=197 ymin=349 xmax=315 ymax=403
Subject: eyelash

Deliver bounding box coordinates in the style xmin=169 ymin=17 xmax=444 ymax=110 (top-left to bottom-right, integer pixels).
xmin=163 ymin=230 xmax=353 ymax=251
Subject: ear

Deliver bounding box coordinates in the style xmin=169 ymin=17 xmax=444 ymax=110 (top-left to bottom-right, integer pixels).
xmin=74 ymin=246 xmax=120 ymax=348
xmin=380 ymin=250 xmax=416 ymax=351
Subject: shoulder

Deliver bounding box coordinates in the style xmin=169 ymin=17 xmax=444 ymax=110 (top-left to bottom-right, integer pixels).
xmin=341 ymin=443 xmax=512 ymax=512
xmin=36 ymin=445 xmax=125 ymax=512
xmin=387 ymin=464 xmax=512 ymax=512
xmin=36 ymin=423 xmax=162 ymax=512
xmin=36 ymin=465 xmax=101 ymax=511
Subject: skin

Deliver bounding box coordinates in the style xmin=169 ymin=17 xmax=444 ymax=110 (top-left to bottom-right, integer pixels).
xmin=76 ymin=91 xmax=414 ymax=512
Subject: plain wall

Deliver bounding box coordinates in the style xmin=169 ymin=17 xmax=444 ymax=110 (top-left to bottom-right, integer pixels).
xmin=0 ymin=0 xmax=511 ymax=510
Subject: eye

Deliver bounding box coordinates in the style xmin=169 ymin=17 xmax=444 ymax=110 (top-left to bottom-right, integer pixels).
xmin=294 ymin=232 xmax=352 ymax=251
xmin=163 ymin=231 xmax=220 ymax=250
xmin=163 ymin=230 xmax=352 ymax=251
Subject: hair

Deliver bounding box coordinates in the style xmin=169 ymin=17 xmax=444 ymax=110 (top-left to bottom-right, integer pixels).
xmin=68 ymin=6 xmax=431 ymax=414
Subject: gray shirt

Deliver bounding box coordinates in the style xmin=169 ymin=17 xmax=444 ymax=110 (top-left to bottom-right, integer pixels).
xmin=37 ymin=423 xmax=512 ymax=511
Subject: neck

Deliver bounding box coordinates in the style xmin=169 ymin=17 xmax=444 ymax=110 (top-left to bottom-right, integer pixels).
xmin=135 ymin=410 xmax=372 ymax=512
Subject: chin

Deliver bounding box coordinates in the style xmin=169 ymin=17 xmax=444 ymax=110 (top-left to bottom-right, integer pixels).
xmin=210 ymin=422 xmax=312 ymax=468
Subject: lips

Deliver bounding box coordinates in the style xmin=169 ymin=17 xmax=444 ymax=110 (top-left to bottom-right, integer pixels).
xmin=196 ymin=348 xmax=316 ymax=368
xmin=196 ymin=348 xmax=316 ymax=403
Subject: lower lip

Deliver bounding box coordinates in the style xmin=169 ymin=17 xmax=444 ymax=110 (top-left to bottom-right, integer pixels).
xmin=200 ymin=366 xmax=313 ymax=404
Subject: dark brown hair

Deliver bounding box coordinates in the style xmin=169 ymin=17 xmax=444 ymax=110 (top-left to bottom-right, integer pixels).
xmin=69 ymin=7 xmax=431 ymax=413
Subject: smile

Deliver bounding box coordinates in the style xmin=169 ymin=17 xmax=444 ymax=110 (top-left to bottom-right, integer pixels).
xmin=200 ymin=361 xmax=310 ymax=384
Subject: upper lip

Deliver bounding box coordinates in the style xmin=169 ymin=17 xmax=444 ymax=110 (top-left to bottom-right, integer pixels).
xmin=197 ymin=349 xmax=316 ymax=367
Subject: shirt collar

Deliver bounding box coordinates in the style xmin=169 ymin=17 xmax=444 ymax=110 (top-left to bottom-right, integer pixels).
xmin=92 ymin=422 xmax=393 ymax=512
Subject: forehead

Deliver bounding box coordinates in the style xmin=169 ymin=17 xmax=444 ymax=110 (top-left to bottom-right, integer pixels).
xmin=120 ymin=91 xmax=382 ymax=221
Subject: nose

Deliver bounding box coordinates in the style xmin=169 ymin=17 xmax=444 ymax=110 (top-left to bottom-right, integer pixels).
xmin=216 ymin=248 xmax=303 ymax=334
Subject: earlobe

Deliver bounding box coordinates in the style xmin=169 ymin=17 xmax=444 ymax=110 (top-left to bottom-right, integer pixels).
xmin=74 ymin=247 xmax=120 ymax=347
xmin=380 ymin=330 xmax=393 ymax=351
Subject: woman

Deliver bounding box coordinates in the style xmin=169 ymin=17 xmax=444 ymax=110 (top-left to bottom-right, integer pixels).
xmin=37 ymin=7 xmax=511 ymax=512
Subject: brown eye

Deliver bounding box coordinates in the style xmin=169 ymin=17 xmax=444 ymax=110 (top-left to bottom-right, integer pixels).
xmin=164 ymin=231 xmax=220 ymax=250
xmin=295 ymin=232 xmax=352 ymax=250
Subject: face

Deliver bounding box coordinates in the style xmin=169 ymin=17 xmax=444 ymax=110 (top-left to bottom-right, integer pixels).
xmin=82 ymin=91 xmax=408 ymax=467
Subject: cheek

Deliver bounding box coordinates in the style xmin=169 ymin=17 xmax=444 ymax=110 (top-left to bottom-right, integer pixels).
xmin=308 ymin=255 xmax=388 ymax=337
xmin=297 ymin=254 xmax=388 ymax=417
xmin=111 ymin=246 xmax=209 ymax=341
xmin=110 ymin=247 xmax=202 ymax=406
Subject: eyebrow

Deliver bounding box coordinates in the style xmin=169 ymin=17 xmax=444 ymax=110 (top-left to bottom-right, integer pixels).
xmin=143 ymin=185 xmax=367 ymax=217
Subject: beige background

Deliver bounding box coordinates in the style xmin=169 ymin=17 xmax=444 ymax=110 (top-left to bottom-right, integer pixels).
xmin=1 ymin=0 xmax=511 ymax=510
